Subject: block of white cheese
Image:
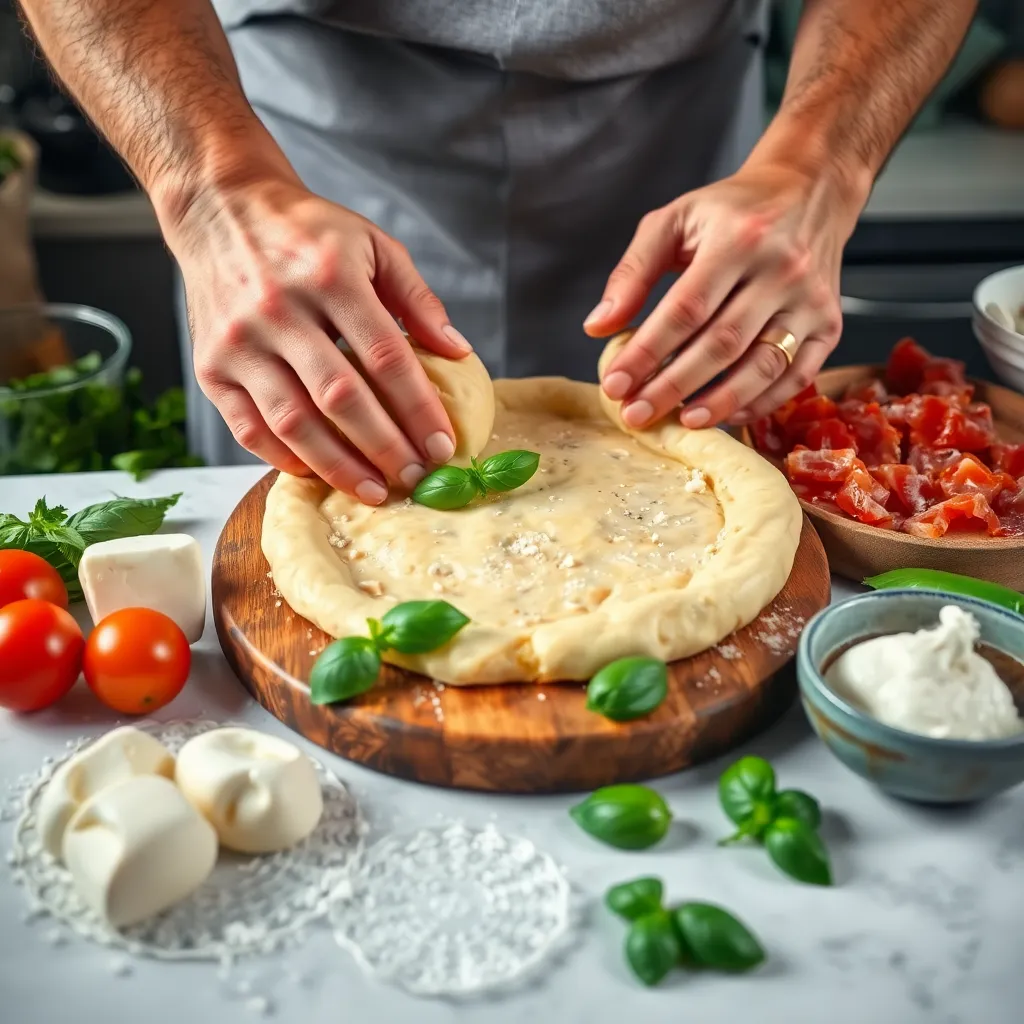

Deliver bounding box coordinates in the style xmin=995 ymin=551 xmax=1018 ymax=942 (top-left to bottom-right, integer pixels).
xmin=175 ymin=728 xmax=323 ymax=854
xmin=77 ymin=533 xmax=206 ymax=643
xmin=62 ymin=774 xmax=218 ymax=929
xmin=38 ymin=726 xmax=176 ymax=860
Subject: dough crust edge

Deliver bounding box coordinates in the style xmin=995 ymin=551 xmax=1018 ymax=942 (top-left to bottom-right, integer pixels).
xmin=262 ymin=376 xmax=802 ymax=684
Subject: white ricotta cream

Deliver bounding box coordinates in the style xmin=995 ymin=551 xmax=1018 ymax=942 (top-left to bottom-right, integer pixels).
xmin=825 ymin=605 xmax=1024 ymax=741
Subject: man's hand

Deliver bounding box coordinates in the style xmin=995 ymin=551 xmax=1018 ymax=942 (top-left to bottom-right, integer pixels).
xmin=585 ymin=162 xmax=849 ymax=430
xmin=587 ymin=0 xmax=976 ymax=431
xmin=168 ymin=175 xmax=468 ymax=504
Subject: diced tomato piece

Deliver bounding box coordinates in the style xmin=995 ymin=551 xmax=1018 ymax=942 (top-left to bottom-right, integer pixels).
xmin=843 ymin=378 xmax=889 ymax=404
xmin=934 ymin=403 xmax=995 ymax=451
xmin=921 ymin=379 xmax=974 ymax=406
xmin=872 ymin=463 xmax=938 ymax=514
xmin=921 ymin=357 xmax=967 ymax=387
xmin=903 ymin=493 xmax=1001 ymax=538
xmin=785 ymin=447 xmax=861 ymax=485
xmin=804 ymin=418 xmax=857 ymax=451
xmin=907 ymin=444 xmax=963 ymax=478
xmin=938 ymin=453 xmax=1014 ymax=503
xmin=885 ymin=337 xmax=932 ymax=395
xmin=835 ymin=467 xmax=894 ymax=527
xmin=837 ymin=400 xmax=902 ymax=466
xmin=990 ymin=443 xmax=1024 ymax=478
xmin=751 ymin=415 xmax=786 ymax=456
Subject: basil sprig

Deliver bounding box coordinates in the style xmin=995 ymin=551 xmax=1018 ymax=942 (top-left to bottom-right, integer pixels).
xmin=412 ymin=450 xmax=540 ymax=510
xmin=310 ymin=599 xmax=469 ymax=705
xmin=718 ymin=755 xmax=832 ymax=886
xmin=569 ymin=784 xmax=672 ymax=850
xmin=607 ymin=876 xmax=765 ymax=986
xmin=0 ymin=494 xmax=181 ymax=602
xmin=585 ymin=656 xmax=668 ymax=722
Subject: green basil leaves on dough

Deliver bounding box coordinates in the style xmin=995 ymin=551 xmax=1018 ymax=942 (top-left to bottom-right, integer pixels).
xmin=373 ymin=600 xmax=470 ymax=655
xmin=412 ymin=466 xmax=480 ymax=510
xmin=585 ymin=657 xmax=668 ymax=722
xmin=763 ymin=817 xmax=832 ymax=887
xmin=625 ymin=911 xmax=683 ymax=987
xmin=475 ymin=450 xmax=540 ymax=492
xmin=411 ymin=449 xmax=540 ymax=510
xmin=569 ymin=784 xmax=672 ymax=850
xmin=310 ymin=598 xmax=470 ymax=705
xmin=670 ymin=903 xmax=765 ymax=972
xmin=605 ymin=877 xmax=665 ymax=922
xmin=716 ymin=755 xmax=834 ymax=885
xmin=309 ymin=636 xmax=382 ymax=705
xmin=0 ymin=493 xmax=181 ymax=602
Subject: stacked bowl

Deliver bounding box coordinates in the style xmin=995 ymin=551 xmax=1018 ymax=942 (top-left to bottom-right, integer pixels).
xmin=974 ymin=265 xmax=1024 ymax=393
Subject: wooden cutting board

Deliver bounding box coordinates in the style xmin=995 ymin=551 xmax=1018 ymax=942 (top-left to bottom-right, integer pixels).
xmin=212 ymin=472 xmax=830 ymax=793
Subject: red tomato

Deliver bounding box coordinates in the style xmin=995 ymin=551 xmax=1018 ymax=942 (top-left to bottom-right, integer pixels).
xmin=83 ymin=607 xmax=190 ymax=714
xmin=0 ymin=599 xmax=84 ymax=712
xmin=0 ymin=550 xmax=69 ymax=610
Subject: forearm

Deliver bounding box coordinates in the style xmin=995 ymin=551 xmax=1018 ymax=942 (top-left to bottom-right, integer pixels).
xmin=16 ymin=0 xmax=295 ymax=233
xmin=750 ymin=0 xmax=978 ymax=211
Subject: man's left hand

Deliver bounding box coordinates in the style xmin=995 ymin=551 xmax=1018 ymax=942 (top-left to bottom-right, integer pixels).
xmin=585 ymin=162 xmax=860 ymax=429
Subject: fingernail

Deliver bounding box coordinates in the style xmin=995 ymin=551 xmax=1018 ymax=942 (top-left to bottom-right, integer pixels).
xmin=425 ymin=431 xmax=456 ymax=464
xmin=602 ymin=370 xmax=633 ymax=400
xmin=729 ymin=411 xmax=752 ymax=425
xmin=622 ymin=400 xmax=654 ymax=429
xmin=442 ymin=325 xmax=472 ymax=352
xmin=584 ymin=299 xmax=613 ymax=328
xmin=681 ymin=407 xmax=712 ymax=429
xmin=355 ymin=479 xmax=388 ymax=505
xmin=399 ymin=463 xmax=426 ymax=488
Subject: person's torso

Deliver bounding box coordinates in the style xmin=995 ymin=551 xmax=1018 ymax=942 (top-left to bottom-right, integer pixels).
xmin=211 ymin=0 xmax=766 ymax=80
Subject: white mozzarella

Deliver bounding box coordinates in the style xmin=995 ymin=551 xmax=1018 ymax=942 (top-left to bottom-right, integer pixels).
xmin=38 ymin=726 xmax=175 ymax=860
xmin=77 ymin=533 xmax=206 ymax=643
xmin=175 ymin=728 xmax=323 ymax=854
xmin=62 ymin=774 xmax=218 ymax=929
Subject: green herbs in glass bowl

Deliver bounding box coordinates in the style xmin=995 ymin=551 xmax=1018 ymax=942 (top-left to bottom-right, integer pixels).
xmin=0 ymin=304 xmax=202 ymax=478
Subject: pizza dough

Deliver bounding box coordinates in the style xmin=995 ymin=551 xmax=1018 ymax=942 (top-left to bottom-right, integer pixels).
xmin=263 ymin=334 xmax=802 ymax=684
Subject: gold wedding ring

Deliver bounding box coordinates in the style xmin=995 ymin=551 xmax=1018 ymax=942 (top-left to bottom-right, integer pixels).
xmin=756 ymin=327 xmax=800 ymax=366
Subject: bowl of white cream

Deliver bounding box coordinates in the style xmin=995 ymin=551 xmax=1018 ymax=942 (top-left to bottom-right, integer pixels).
xmin=797 ymin=590 xmax=1024 ymax=803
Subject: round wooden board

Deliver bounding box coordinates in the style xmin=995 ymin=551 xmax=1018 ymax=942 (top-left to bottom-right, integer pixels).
xmin=212 ymin=472 xmax=830 ymax=794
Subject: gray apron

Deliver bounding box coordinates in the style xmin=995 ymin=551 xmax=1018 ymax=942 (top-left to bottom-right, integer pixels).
xmin=181 ymin=1 xmax=767 ymax=465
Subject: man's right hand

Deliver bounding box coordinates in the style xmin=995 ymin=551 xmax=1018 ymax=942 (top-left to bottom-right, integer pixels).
xmin=165 ymin=174 xmax=469 ymax=505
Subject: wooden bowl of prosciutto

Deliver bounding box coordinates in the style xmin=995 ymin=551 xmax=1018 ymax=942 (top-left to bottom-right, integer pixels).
xmin=740 ymin=338 xmax=1024 ymax=589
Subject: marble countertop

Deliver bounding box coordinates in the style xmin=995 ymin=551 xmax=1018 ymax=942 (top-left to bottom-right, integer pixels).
xmin=1 ymin=467 xmax=1022 ymax=1024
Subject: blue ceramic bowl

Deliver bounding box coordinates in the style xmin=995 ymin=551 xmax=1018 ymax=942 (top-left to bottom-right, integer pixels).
xmin=797 ymin=589 xmax=1024 ymax=804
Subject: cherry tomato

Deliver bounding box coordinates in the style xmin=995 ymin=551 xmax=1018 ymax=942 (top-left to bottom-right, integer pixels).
xmin=83 ymin=607 xmax=191 ymax=714
xmin=0 ymin=550 xmax=69 ymax=610
xmin=0 ymin=599 xmax=84 ymax=712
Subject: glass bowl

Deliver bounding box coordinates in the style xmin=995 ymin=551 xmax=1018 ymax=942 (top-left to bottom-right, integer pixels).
xmin=0 ymin=303 xmax=133 ymax=475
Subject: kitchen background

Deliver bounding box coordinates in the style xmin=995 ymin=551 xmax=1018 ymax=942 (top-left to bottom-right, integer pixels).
xmin=1 ymin=0 xmax=1023 ymax=471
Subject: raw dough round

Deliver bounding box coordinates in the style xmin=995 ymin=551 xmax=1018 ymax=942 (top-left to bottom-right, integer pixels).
xmin=263 ymin=336 xmax=801 ymax=684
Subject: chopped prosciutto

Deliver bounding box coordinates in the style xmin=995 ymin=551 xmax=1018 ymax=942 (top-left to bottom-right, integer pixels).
xmin=885 ymin=337 xmax=932 ymax=394
xmin=907 ymin=444 xmax=963 ymax=478
xmin=872 ymin=463 xmax=937 ymax=514
xmin=835 ymin=467 xmax=893 ymax=527
xmin=990 ymin=443 xmax=1024 ymax=478
xmin=751 ymin=415 xmax=786 ymax=456
xmin=785 ymin=447 xmax=861 ymax=484
xmin=903 ymin=493 xmax=1001 ymax=539
xmin=837 ymin=400 xmax=901 ymax=465
xmin=920 ymin=379 xmax=974 ymax=406
xmin=804 ymin=418 xmax=857 ymax=451
xmin=938 ymin=454 xmax=1016 ymax=503
xmin=921 ymin=357 xmax=967 ymax=387
xmin=843 ymin=378 xmax=889 ymax=404
xmin=933 ymin=404 xmax=995 ymax=451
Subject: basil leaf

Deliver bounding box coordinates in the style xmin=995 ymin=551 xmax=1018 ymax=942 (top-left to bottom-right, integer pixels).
xmin=477 ymin=450 xmax=540 ymax=492
xmin=773 ymin=789 xmax=822 ymax=831
xmin=718 ymin=756 xmax=776 ymax=828
xmin=670 ymin=903 xmax=765 ymax=972
xmin=412 ymin=466 xmax=480 ymax=510
xmin=605 ymin=877 xmax=665 ymax=922
xmin=569 ymin=784 xmax=672 ymax=850
xmin=764 ymin=817 xmax=833 ymax=886
xmin=586 ymin=657 xmax=668 ymax=722
xmin=66 ymin=493 xmax=181 ymax=544
xmin=379 ymin=600 xmax=470 ymax=654
xmin=309 ymin=637 xmax=382 ymax=705
xmin=625 ymin=911 xmax=683 ymax=987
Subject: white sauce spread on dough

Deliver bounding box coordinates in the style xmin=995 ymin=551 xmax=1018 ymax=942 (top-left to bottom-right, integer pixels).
xmin=321 ymin=402 xmax=725 ymax=630
xmin=825 ymin=605 xmax=1024 ymax=741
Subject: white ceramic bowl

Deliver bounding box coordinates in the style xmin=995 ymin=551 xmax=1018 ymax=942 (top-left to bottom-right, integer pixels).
xmin=974 ymin=266 xmax=1024 ymax=392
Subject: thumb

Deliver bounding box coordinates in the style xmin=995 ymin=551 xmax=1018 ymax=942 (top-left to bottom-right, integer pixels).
xmin=583 ymin=207 xmax=682 ymax=338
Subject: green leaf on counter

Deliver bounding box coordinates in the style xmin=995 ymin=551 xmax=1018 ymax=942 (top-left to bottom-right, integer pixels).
xmin=669 ymin=903 xmax=765 ymax=972
xmin=763 ymin=817 xmax=833 ymax=887
xmin=605 ymin=877 xmax=665 ymax=922
xmin=772 ymin=789 xmax=822 ymax=831
xmin=569 ymin=784 xmax=672 ymax=851
xmin=625 ymin=911 xmax=683 ymax=987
